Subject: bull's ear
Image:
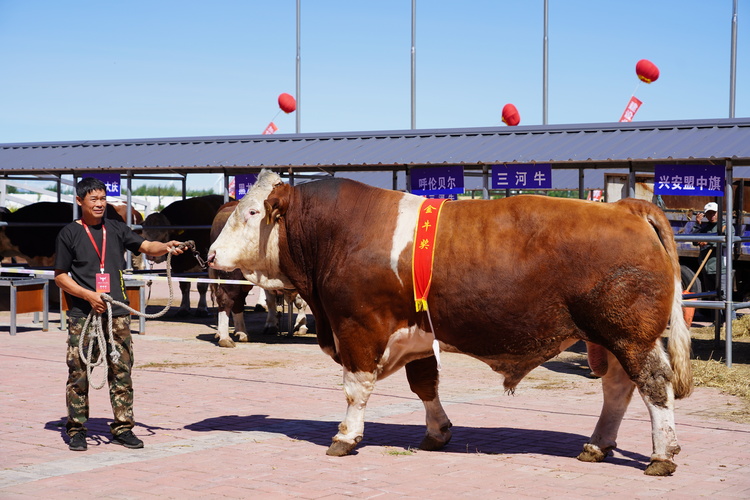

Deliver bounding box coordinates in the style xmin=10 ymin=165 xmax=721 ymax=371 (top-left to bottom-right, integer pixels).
xmin=263 ymin=184 xmax=291 ymax=225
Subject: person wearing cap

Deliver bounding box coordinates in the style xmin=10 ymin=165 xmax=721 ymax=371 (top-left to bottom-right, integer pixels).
xmin=692 ymin=201 xmax=719 ymax=290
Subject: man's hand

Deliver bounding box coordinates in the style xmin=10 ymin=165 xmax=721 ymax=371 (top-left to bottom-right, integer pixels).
xmin=86 ymin=290 xmax=106 ymax=314
xmin=166 ymin=240 xmax=186 ymax=256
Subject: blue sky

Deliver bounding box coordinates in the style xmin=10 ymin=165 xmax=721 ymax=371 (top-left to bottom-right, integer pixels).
xmin=0 ymin=1 xmax=747 ymax=189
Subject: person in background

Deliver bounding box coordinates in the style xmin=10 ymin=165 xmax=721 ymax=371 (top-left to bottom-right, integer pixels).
xmin=54 ymin=177 xmax=185 ymax=452
xmin=692 ymin=201 xmax=719 ymax=291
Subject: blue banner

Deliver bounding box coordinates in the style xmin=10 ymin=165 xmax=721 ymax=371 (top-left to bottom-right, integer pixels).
xmin=654 ymin=165 xmax=725 ymax=196
xmin=234 ymin=174 xmax=258 ymax=199
xmin=492 ymin=164 xmax=552 ymax=189
xmin=410 ymin=166 xmax=464 ymax=198
xmin=87 ymin=173 xmax=121 ymax=196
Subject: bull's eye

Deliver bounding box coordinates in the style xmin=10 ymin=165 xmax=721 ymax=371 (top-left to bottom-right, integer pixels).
xmin=244 ymin=208 xmax=259 ymax=222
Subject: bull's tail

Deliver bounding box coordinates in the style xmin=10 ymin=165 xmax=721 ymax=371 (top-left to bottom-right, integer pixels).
xmin=617 ymin=198 xmax=693 ymax=399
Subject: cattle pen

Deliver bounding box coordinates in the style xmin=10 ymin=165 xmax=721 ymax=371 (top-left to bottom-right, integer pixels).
xmin=3 ymin=117 xmax=750 ymax=365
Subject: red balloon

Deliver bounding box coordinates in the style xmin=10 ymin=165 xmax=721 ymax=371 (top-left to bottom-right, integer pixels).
xmin=635 ymin=59 xmax=659 ymax=84
xmin=278 ymin=93 xmax=296 ymax=113
xmin=502 ymin=103 xmax=520 ymax=126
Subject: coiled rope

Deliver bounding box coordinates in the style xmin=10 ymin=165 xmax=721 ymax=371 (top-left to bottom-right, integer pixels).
xmin=78 ymin=242 xmax=193 ymax=389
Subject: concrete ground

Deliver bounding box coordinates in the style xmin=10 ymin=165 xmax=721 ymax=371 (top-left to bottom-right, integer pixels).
xmin=2 ymin=283 xmax=750 ymax=499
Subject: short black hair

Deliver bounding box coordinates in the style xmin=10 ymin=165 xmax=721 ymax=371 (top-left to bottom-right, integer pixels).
xmin=76 ymin=177 xmax=107 ymax=199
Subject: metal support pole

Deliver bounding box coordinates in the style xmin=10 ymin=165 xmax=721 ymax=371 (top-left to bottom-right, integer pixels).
xmin=729 ymin=0 xmax=738 ymax=118
xmin=126 ymin=172 xmax=133 ymax=269
xmin=411 ymin=0 xmax=417 ymax=129
xmin=578 ymin=168 xmax=585 ymax=199
xmin=628 ymin=163 xmax=636 ymax=198
xmin=724 ymin=159 xmax=734 ymax=367
xmin=296 ymin=0 xmax=301 ymax=133
xmin=542 ymin=0 xmax=549 ymax=125
xmin=482 ymin=165 xmax=489 ymax=199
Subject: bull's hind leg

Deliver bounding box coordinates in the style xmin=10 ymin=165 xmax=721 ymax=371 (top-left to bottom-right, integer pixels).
xmin=327 ymin=369 xmax=376 ymax=456
xmin=405 ymin=356 xmax=452 ymax=451
xmin=578 ymin=349 xmax=635 ymax=463
xmin=635 ymin=345 xmax=681 ymax=476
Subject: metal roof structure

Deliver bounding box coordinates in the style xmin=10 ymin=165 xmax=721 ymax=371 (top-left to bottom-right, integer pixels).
xmin=2 ymin=118 xmax=750 ymax=179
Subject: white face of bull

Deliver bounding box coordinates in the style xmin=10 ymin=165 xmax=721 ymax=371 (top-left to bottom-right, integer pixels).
xmin=207 ymin=170 xmax=292 ymax=290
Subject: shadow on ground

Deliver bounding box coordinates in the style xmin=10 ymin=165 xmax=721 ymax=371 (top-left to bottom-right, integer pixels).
xmin=183 ymin=413 xmax=649 ymax=470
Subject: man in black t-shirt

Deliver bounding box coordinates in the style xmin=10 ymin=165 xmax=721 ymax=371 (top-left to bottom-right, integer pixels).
xmin=55 ymin=177 xmax=185 ymax=452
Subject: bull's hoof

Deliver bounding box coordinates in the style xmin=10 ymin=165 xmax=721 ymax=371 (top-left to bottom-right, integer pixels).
xmin=644 ymin=459 xmax=677 ymax=476
xmin=326 ymin=440 xmax=357 ymax=456
xmin=419 ymin=423 xmax=453 ymax=451
xmin=236 ymin=332 xmax=249 ymax=342
xmin=218 ymin=338 xmax=236 ymax=348
xmin=263 ymin=326 xmax=279 ymax=336
xmin=577 ymin=443 xmax=608 ymax=463
xmin=296 ymin=325 xmax=309 ymax=335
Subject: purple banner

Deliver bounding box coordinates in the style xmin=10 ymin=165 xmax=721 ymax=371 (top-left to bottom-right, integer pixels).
xmin=492 ymin=164 xmax=552 ymax=189
xmin=654 ymin=165 xmax=724 ymax=196
xmin=234 ymin=174 xmax=258 ymax=199
xmin=410 ymin=166 xmax=464 ymax=197
xmin=87 ymin=173 xmax=121 ymax=196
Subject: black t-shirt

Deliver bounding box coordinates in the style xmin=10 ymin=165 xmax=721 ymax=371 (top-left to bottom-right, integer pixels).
xmin=55 ymin=218 xmax=144 ymax=318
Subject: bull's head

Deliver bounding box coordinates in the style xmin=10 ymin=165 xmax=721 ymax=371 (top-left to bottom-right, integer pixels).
xmin=207 ymin=169 xmax=293 ymax=290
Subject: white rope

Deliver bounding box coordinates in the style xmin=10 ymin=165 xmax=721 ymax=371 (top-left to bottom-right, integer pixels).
xmin=78 ymin=250 xmax=177 ymax=390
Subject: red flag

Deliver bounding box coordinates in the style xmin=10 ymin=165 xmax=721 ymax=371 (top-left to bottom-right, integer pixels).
xmin=619 ymin=96 xmax=642 ymax=122
xmin=412 ymin=198 xmax=449 ymax=312
xmin=262 ymin=122 xmax=278 ymax=135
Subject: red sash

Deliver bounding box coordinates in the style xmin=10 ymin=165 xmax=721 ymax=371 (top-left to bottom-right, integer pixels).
xmin=412 ymin=198 xmax=449 ymax=312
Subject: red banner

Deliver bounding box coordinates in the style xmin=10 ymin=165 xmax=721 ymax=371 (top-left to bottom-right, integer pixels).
xmin=619 ymin=96 xmax=642 ymax=122
xmin=412 ymin=198 xmax=449 ymax=312
xmin=262 ymin=122 xmax=278 ymax=135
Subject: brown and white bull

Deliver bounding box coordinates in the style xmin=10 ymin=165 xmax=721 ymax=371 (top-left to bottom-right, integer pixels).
xmin=209 ymin=201 xmax=308 ymax=348
xmin=207 ymin=170 xmax=692 ymax=476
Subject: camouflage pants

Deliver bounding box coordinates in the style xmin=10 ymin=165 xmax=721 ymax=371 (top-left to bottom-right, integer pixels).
xmin=66 ymin=315 xmax=135 ymax=437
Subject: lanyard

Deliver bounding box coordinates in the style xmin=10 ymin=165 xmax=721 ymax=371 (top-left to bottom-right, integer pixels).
xmin=82 ymin=220 xmax=107 ymax=273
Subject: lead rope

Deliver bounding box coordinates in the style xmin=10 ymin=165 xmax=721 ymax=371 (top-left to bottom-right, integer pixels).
xmin=78 ymin=242 xmax=193 ymax=390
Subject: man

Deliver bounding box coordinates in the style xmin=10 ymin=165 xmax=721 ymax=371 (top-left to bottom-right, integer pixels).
xmin=692 ymin=201 xmax=719 ymax=291
xmin=55 ymin=177 xmax=185 ymax=452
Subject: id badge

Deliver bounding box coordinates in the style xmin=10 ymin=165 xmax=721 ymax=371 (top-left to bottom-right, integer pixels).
xmin=96 ymin=273 xmax=111 ymax=293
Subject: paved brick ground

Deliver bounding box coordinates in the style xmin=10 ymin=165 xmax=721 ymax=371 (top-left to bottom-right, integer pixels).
xmin=2 ymin=293 xmax=750 ymax=499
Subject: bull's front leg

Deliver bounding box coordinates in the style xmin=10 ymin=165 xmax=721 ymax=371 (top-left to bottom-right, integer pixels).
xmin=215 ymin=311 xmax=235 ymax=348
xmin=405 ymin=356 xmax=452 ymax=450
xmin=195 ymin=282 xmax=209 ymax=317
xmin=177 ymin=281 xmax=192 ymax=316
xmin=327 ymin=369 xmax=376 ymax=456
